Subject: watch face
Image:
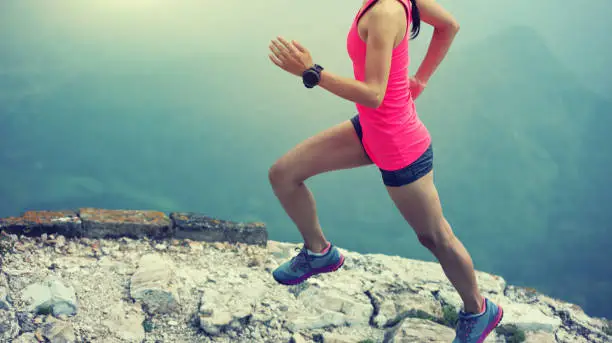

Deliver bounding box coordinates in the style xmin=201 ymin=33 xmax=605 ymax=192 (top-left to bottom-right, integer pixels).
xmin=304 ymin=70 xmax=319 ymax=85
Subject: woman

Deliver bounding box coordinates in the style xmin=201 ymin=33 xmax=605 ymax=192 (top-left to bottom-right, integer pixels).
xmin=267 ymin=0 xmax=503 ymax=341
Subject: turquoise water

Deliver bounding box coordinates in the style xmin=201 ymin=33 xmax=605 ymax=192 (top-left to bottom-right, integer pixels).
xmin=1 ymin=0 xmax=611 ymax=318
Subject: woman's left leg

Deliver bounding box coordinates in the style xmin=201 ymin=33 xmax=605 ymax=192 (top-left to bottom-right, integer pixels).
xmin=384 ymin=164 xmax=503 ymax=342
xmin=385 ymin=169 xmax=483 ymax=313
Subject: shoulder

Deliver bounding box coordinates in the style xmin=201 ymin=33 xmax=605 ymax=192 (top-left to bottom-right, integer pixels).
xmin=364 ymin=0 xmax=408 ymax=36
xmin=368 ymin=0 xmax=407 ymax=22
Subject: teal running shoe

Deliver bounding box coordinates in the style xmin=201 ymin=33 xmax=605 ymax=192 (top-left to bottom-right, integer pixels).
xmin=272 ymin=243 xmax=345 ymax=285
xmin=452 ymin=297 xmax=504 ymax=343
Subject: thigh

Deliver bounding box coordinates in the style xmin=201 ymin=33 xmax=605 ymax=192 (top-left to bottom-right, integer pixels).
xmin=272 ymin=119 xmax=373 ymax=181
xmin=385 ymin=170 xmax=447 ymax=236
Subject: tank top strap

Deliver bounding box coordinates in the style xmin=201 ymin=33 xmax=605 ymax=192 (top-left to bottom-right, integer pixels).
xmin=354 ymin=0 xmax=377 ymax=23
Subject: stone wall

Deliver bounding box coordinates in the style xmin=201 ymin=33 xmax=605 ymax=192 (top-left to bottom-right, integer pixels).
xmin=0 ymin=208 xmax=267 ymax=246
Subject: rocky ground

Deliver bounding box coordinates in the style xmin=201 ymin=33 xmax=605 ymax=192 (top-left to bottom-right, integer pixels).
xmin=0 ymin=232 xmax=610 ymax=343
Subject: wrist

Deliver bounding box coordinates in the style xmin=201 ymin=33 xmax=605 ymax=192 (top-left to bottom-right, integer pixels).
xmin=302 ymin=64 xmax=324 ymax=88
xmin=413 ymin=73 xmax=429 ymax=86
xmin=297 ymin=64 xmax=313 ymax=77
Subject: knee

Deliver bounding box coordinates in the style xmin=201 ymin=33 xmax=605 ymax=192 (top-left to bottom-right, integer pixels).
xmin=268 ymin=161 xmax=285 ymax=188
xmin=416 ymin=219 xmax=455 ymax=252
xmin=268 ymin=160 xmax=300 ymax=190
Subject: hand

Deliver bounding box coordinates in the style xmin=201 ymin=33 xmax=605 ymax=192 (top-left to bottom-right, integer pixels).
xmin=409 ymin=76 xmax=427 ymax=99
xmin=268 ymin=36 xmax=314 ymax=77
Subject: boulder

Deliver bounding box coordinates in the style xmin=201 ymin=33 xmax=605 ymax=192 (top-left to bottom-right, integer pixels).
xmin=21 ymin=276 xmax=77 ymax=317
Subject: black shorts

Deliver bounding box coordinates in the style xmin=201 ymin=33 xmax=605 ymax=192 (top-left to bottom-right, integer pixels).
xmin=350 ymin=114 xmax=433 ymax=187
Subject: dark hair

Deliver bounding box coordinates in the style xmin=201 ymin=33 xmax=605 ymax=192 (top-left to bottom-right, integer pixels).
xmin=409 ymin=0 xmax=421 ymax=39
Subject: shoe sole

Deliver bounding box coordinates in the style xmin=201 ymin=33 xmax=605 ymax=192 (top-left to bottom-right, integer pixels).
xmin=477 ymin=305 xmax=504 ymax=343
xmin=273 ymin=253 xmax=345 ymax=286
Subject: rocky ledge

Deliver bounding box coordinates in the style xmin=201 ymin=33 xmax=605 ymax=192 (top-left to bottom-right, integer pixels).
xmin=0 ymin=209 xmax=610 ymax=343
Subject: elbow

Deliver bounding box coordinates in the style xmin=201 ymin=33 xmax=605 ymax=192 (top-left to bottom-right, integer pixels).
xmin=444 ymin=20 xmax=460 ymax=35
xmin=364 ymin=88 xmax=384 ymax=109
xmin=435 ymin=20 xmax=460 ymax=36
xmin=365 ymin=94 xmax=383 ymax=109
xmin=450 ymin=21 xmax=460 ymax=33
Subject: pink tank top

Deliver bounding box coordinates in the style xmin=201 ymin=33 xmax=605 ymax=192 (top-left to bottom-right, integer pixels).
xmin=347 ymin=0 xmax=431 ymax=171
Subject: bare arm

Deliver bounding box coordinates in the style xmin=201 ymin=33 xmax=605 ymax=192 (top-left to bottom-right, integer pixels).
xmin=413 ymin=0 xmax=460 ymax=84
xmin=318 ymin=2 xmax=401 ymax=108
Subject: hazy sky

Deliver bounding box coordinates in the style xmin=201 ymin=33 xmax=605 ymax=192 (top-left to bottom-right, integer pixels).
xmin=441 ymin=0 xmax=611 ymax=96
xmin=2 ymin=0 xmax=610 ymax=97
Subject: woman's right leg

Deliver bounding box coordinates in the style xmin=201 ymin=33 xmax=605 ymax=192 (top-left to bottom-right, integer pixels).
xmin=268 ymin=118 xmax=372 ymax=253
xmin=269 ymin=118 xmax=373 ymax=285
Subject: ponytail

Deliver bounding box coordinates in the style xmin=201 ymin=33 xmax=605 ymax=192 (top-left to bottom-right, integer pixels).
xmin=409 ymin=0 xmax=421 ymax=39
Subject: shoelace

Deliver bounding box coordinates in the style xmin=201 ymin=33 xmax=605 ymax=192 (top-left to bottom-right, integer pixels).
xmin=456 ymin=316 xmax=477 ymax=342
xmin=290 ymin=247 xmax=314 ymax=272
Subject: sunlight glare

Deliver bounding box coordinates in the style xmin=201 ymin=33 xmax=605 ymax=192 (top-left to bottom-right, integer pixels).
xmin=103 ymin=0 xmax=166 ymax=10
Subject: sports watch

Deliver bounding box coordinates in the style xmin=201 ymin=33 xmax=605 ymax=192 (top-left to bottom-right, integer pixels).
xmin=302 ymin=64 xmax=324 ymax=88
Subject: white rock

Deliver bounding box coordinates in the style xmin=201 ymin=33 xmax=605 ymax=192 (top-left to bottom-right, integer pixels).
xmin=11 ymin=333 xmax=38 ymax=343
xmin=368 ymin=281 xmax=441 ymax=328
xmin=500 ymin=302 xmax=562 ymax=332
xmin=285 ymin=309 xmax=346 ymax=332
xmin=102 ymin=301 xmax=145 ymax=342
xmin=198 ymin=280 xmax=268 ymax=335
xmin=0 ymin=286 xmax=10 ymax=310
xmin=42 ymin=317 xmax=76 ymax=343
xmin=21 ymin=276 xmax=77 ymax=316
xmin=555 ymin=327 xmax=590 ymax=343
xmin=289 ymin=333 xmax=307 ymax=343
xmin=297 ymin=286 xmax=372 ymax=327
xmin=321 ymin=332 xmax=355 ymax=343
xmin=539 ymin=295 xmax=610 ymax=341
xmin=129 ymin=253 xmax=178 ymax=314
xmin=389 ymin=318 xmax=455 ymax=342
xmin=524 ymin=331 xmax=557 ymax=343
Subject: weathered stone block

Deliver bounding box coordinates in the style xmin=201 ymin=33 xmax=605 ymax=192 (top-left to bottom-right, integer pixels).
xmin=170 ymin=212 xmax=267 ymax=246
xmin=0 ymin=210 xmax=81 ymax=237
xmin=78 ymin=208 xmax=172 ymax=239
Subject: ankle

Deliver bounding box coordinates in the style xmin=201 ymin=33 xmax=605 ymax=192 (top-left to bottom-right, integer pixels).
xmin=464 ymin=296 xmax=485 ymax=314
xmin=306 ymin=240 xmax=330 ymax=254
